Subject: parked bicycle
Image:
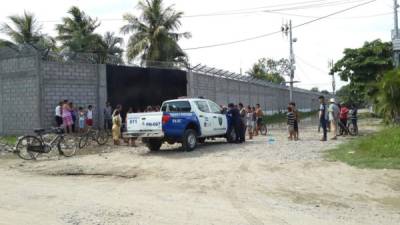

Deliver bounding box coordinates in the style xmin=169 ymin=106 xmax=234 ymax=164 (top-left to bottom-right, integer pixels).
xmin=78 ymin=128 xmax=109 ymax=149
xmin=338 ymin=121 xmax=357 ymax=136
xmin=15 ymin=127 xmax=77 ymax=160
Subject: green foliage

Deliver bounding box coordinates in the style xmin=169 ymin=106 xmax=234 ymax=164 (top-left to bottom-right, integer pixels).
xmin=373 ymin=69 xmax=400 ymax=124
xmin=330 ymin=39 xmax=393 ymax=104
xmin=310 ymin=87 xmax=319 ymax=92
xmin=336 ymin=84 xmax=365 ymax=106
xmin=0 ymin=136 xmax=17 ymax=146
xmin=328 ymin=126 xmax=400 ymax=169
xmin=320 ymin=90 xmax=330 ymax=95
xmin=263 ymin=111 xmax=317 ymax=124
xmin=0 ymin=11 xmax=55 ymax=52
xmin=56 ymin=6 xmax=102 ymax=54
xmin=247 ymin=58 xmax=288 ymax=84
xmin=120 ymin=0 xmax=190 ymax=65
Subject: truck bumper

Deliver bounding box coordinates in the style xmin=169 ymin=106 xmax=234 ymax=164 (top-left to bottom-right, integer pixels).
xmin=123 ymin=131 xmax=164 ymax=138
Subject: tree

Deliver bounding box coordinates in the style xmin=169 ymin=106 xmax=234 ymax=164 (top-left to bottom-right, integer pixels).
xmin=120 ymin=0 xmax=191 ymax=65
xmin=335 ymin=84 xmax=365 ymax=106
xmin=247 ymin=58 xmax=288 ymax=84
xmin=0 ymin=11 xmax=55 ymax=52
xmin=97 ymin=32 xmax=124 ymax=64
xmin=321 ymin=90 xmax=330 ymax=95
xmin=330 ymin=39 xmax=393 ymax=104
xmin=310 ymin=87 xmax=319 ymax=92
xmin=373 ymin=69 xmax=400 ymax=124
xmin=56 ymin=6 xmax=103 ymax=55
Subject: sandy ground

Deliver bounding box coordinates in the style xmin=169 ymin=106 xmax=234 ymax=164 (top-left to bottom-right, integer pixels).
xmin=0 ymin=119 xmax=399 ymax=225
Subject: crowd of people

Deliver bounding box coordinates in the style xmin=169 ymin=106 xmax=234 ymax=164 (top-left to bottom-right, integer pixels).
xmin=54 ymin=100 xmax=94 ymax=134
xmin=54 ymin=97 xmax=358 ymax=146
xmin=318 ymin=96 xmax=358 ymax=142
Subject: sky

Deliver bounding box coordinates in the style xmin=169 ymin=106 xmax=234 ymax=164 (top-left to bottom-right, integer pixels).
xmin=0 ymin=0 xmax=394 ymax=91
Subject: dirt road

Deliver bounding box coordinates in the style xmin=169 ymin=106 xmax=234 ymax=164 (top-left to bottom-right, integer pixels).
xmin=0 ymin=120 xmax=399 ymax=225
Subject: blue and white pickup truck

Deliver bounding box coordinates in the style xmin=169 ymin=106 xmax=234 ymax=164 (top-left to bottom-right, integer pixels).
xmin=125 ymin=98 xmax=236 ymax=151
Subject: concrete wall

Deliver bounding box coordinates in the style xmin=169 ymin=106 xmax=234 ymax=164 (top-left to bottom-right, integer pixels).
xmin=0 ymin=56 xmax=41 ymax=135
xmin=0 ymin=56 xmax=107 ymax=135
xmin=188 ymin=71 xmax=321 ymax=113
xmin=40 ymin=61 xmax=107 ymax=130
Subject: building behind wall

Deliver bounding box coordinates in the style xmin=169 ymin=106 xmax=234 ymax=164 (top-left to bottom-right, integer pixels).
xmin=0 ymin=47 xmax=325 ymax=135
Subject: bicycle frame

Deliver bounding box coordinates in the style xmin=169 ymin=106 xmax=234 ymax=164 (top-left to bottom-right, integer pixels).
xmin=37 ymin=133 xmax=63 ymax=153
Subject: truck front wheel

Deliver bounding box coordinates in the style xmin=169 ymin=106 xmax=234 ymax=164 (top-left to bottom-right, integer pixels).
xmin=146 ymin=139 xmax=162 ymax=151
xmin=182 ymin=129 xmax=197 ymax=152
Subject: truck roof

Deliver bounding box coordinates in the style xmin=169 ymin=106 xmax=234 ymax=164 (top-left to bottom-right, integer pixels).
xmin=163 ymin=98 xmax=207 ymax=103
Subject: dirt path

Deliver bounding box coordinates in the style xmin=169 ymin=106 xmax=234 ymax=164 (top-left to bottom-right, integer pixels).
xmin=0 ymin=119 xmax=399 ymax=225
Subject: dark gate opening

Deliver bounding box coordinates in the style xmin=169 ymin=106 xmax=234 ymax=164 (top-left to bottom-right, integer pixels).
xmin=106 ymin=65 xmax=187 ymax=113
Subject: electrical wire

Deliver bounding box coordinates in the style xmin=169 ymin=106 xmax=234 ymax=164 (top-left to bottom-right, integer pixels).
xmin=183 ymin=0 xmax=376 ymax=50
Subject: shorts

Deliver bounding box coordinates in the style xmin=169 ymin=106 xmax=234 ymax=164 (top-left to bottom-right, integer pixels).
xmin=55 ymin=116 xmax=63 ymax=126
xmin=79 ymin=119 xmax=85 ymax=129
xmin=288 ymin=125 xmax=295 ymax=133
xmin=256 ymin=118 xmax=263 ymax=127
xmin=86 ymin=119 xmax=93 ymax=126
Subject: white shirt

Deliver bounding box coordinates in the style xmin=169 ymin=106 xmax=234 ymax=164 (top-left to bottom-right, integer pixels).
xmin=87 ymin=110 xmax=93 ymax=119
xmin=55 ymin=106 xmax=61 ymax=117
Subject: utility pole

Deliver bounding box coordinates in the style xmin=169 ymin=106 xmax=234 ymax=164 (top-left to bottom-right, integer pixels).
xmin=282 ymin=20 xmax=296 ymax=102
xmin=393 ymin=0 xmax=400 ymax=67
xmin=328 ymin=59 xmax=336 ymax=96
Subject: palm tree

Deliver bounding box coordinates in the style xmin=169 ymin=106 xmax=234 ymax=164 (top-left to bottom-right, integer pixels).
xmin=121 ymin=0 xmax=191 ymax=66
xmin=0 ymin=11 xmax=55 ymax=52
xmin=56 ymin=6 xmax=102 ymax=55
xmin=98 ymin=32 xmax=124 ymax=64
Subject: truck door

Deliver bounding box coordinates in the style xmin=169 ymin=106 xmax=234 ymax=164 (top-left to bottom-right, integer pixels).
xmin=194 ymin=100 xmax=214 ymax=137
xmin=208 ymin=100 xmax=228 ymax=135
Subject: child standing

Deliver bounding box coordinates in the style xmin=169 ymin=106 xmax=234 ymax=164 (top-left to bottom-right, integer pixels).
xmin=78 ymin=107 xmax=86 ymax=133
xmin=86 ymin=105 xmax=94 ymax=129
xmin=287 ymin=107 xmax=296 ymax=141
xmin=246 ymin=106 xmax=254 ymax=140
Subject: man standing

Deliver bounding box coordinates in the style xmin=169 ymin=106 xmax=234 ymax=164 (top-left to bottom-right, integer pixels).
xmin=254 ymin=104 xmax=264 ymax=136
xmin=104 ymin=102 xmax=113 ymax=130
xmin=328 ymin=98 xmax=340 ymax=140
xmin=55 ymin=101 xmax=63 ymax=127
xmin=238 ymin=103 xmax=246 ymax=143
xmin=289 ymin=102 xmax=299 ymax=140
xmin=227 ymin=103 xmax=241 ymax=143
xmin=319 ymin=96 xmax=328 ymax=141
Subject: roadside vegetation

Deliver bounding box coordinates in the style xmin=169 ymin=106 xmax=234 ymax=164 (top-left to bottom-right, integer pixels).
xmin=0 ymin=136 xmax=17 ymax=146
xmin=328 ymin=126 xmax=400 ymax=169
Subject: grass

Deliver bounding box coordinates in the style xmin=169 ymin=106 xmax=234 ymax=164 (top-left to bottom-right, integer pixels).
xmin=0 ymin=136 xmax=17 ymax=146
xmin=263 ymin=111 xmax=317 ymax=124
xmin=327 ymin=126 xmax=400 ymax=169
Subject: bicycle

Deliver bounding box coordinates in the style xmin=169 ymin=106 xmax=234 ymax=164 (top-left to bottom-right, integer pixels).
xmin=15 ymin=127 xmax=77 ymax=160
xmin=77 ymin=128 xmax=109 ymax=149
xmin=338 ymin=121 xmax=357 ymax=136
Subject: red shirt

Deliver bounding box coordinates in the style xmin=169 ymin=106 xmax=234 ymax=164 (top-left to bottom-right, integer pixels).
xmin=340 ymin=107 xmax=349 ymax=119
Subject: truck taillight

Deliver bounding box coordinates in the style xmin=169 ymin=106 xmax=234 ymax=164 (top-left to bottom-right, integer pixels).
xmin=162 ymin=114 xmax=171 ymax=124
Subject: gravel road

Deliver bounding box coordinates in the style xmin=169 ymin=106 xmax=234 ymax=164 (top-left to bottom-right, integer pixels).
xmin=0 ymin=118 xmax=399 ymax=225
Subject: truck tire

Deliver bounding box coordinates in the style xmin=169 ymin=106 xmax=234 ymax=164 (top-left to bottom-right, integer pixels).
xmin=182 ymin=129 xmax=197 ymax=152
xmin=146 ymin=139 xmax=162 ymax=151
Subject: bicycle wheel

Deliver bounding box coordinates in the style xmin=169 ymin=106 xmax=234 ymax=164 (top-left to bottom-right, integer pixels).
xmin=96 ymin=130 xmax=109 ymax=145
xmin=57 ymin=136 xmax=77 ymax=157
xmin=15 ymin=136 xmax=41 ymax=160
xmin=260 ymin=125 xmax=268 ymax=136
xmin=78 ymin=134 xmax=89 ymax=149
xmin=347 ymin=124 xmax=356 ymax=136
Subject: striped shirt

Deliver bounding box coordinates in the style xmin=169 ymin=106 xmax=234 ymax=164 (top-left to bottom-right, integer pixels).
xmin=287 ymin=112 xmax=295 ymax=126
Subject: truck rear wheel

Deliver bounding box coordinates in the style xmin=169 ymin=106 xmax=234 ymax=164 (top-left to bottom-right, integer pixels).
xmin=182 ymin=129 xmax=197 ymax=152
xmin=146 ymin=139 xmax=162 ymax=151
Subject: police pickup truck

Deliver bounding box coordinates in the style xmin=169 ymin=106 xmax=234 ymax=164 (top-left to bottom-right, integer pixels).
xmin=125 ymin=98 xmax=235 ymax=151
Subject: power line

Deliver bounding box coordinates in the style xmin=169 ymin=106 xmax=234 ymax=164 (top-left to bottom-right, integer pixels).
xmin=296 ymin=55 xmax=329 ymax=73
xmin=183 ymin=0 xmax=376 ymax=50
xmin=38 ymin=0 xmax=370 ymax=23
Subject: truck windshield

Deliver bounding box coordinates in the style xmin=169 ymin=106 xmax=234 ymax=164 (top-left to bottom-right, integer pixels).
xmin=161 ymin=101 xmax=191 ymax=112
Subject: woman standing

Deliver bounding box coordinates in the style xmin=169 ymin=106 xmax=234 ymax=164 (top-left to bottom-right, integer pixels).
xmin=62 ymin=100 xmax=73 ymax=133
xmin=112 ymin=110 xmax=122 ymax=145
xmin=246 ymin=106 xmax=255 ymax=140
xmin=69 ymin=102 xmax=76 ymax=133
